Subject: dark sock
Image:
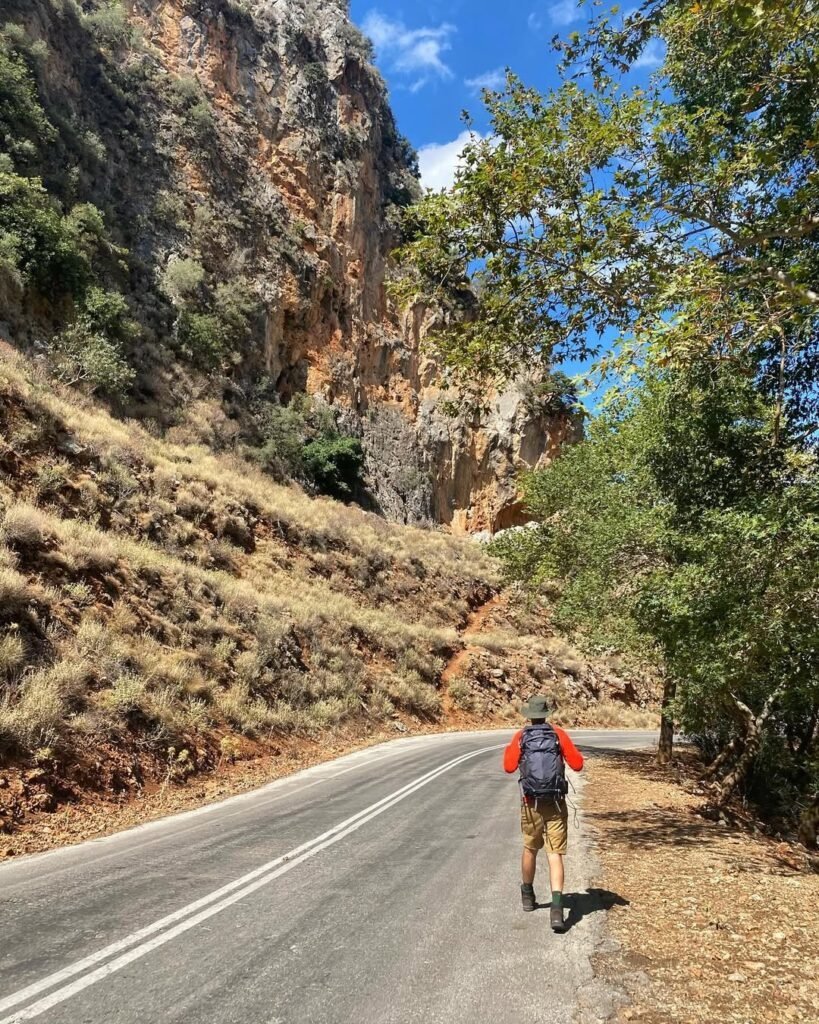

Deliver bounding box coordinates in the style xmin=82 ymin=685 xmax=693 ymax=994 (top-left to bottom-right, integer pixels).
xmin=521 ymin=882 xmax=534 ymax=892
xmin=551 ymin=890 xmax=562 ymax=908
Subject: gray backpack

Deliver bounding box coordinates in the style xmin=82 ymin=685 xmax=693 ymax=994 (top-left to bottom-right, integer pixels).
xmin=519 ymin=724 xmax=568 ymax=799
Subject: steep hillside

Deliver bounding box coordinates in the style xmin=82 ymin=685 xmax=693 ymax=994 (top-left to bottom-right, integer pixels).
xmin=0 ymin=0 xmax=578 ymax=532
xmin=0 ymin=348 xmax=653 ymax=852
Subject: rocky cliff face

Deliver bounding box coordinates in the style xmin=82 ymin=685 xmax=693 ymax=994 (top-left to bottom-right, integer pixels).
xmin=0 ymin=0 xmax=578 ymax=531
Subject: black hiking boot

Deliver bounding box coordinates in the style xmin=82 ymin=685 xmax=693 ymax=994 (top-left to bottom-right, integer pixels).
xmin=521 ymin=883 xmax=536 ymax=912
xmin=550 ymin=905 xmax=567 ymax=932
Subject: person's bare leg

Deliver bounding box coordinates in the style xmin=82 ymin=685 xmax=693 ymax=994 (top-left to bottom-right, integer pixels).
xmin=547 ymin=852 xmax=564 ymax=896
xmin=521 ymin=847 xmax=538 ymax=885
xmin=520 ymin=848 xmax=538 ymax=911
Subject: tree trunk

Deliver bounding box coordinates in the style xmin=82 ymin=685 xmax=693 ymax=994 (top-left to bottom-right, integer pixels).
xmin=714 ymin=725 xmax=762 ymax=806
xmin=657 ymin=676 xmax=676 ymax=765
xmin=797 ymin=794 xmax=819 ymax=849
xmin=704 ymin=734 xmax=743 ymax=780
xmin=712 ymin=688 xmax=784 ymax=807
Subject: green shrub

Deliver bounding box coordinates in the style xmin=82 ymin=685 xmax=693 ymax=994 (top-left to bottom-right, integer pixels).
xmin=51 ymin=324 xmax=135 ymax=396
xmin=81 ymin=128 xmax=107 ymax=164
xmin=84 ymin=3 xmax=137 ymax=51
xmin=35 ymin=459 xmax=71 ymax=498
xmin=387 ymin=671 xmax=441 ymax=718
xmin=187 ymin=101 xmax=214 ymax=136
xmin=163 ymin=257 xmax=205 ymax=304
xmin=213 ymin=277 xmax=260 ymax=345
xmin=252 ymin=404 xmax=307 ymax=479
xmin=51 ymin=288 xmax=137 ymax=397
xmin=520 ymin=372 xmax=578 ymax=415
xmin=154 ymin=189 xmax=187 ymax=227
xmin=177 ymin=309 xmax=225 ymax=368
xmin=98 ymin=672 xmax=148 ymax=715
xmin=168 ymin=75 xmax=214 ymax=138
xmin=448 ymin=676 xmax=475 ymax=711
xmin=169 ymin=275 xmax=259 ymax=369
xmin=0 ymin=170 xmax=90 ymax=294
xmin=302 ymin=63 xmax=329 ymax=88
xmin=338 ymin=22 xmax=375 ymax=63
xmin=302 ymin=433 xmax=363 ymax=498
xmin=247 ymin=394 xmax=364 ymax=496
xmin=0 ymin=26 xmax=54 ymax=164
xmin=168 ymin=75 xmax=203 ymax=106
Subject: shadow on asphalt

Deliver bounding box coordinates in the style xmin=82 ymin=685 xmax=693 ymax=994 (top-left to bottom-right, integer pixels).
xmin=533 ymin=888 xmax=629 ymax=930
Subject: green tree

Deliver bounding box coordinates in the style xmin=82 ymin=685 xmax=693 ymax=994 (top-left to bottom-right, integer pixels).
xmin=0 ymin=168 xmax=92 ymax=295
xmin=0 ymin=25 xmax=54 ymax=166
xmin=396 ymin=1 xmax=819 ymax=420
xmin=252 ymin=403 xmax=307 ymax=480
xmin=493 ymin=361 xmax=819 ymax=809
xmin=51 ymin=287 xmax=137 ymax=397
xmin=399 ymin=0 xmax=819 ymax=812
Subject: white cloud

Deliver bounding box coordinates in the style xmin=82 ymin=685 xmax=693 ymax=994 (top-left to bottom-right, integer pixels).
xmin=633 ymin=38 xmax=665 ymax=69
xmin=548 ymin=0 xmax=581 ymax=27
xmin=418 ymin=130 xmax=483 ymax=191
xmin=528 ymin=12 xmax=544 ymax=31
xmin=464 ymin=68 xmax=506 ymax=93
xmin=362 ymin=11 xmax=455 ymax=91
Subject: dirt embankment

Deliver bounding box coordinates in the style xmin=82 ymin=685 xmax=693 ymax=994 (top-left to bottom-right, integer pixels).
xmin=585 ymin=751 xmax=819 ymax=1024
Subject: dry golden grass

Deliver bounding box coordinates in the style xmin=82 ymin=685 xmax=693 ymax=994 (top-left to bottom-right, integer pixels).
xmin=0 ymin=503 xmax=52 ymax=549
xmin=0 ymin=632 xmax=25 ymax=679
xmin=0 ymin=566 xmax=33 ymax=607
xmin=0 ymin=348 xmax=494 ymax=577
xmin=447 ymin=675 xmax=475 ymax=711
xmin=0 ymin=662 xmax=72 ymax=751
xmin=0 ymin=497 xmax=631 ymax=757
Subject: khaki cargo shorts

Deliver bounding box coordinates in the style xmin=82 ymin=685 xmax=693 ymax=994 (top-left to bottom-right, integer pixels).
xmin=520 ymin=797 xmax=569 ymax=854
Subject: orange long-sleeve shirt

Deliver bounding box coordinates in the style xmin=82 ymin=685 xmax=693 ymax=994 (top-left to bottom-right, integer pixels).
xmin=503 ymin=726 xmax=584 ymax=774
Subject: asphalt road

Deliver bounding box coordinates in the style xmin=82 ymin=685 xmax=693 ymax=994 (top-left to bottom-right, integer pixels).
xmin=0 ymin=729 xmax=656 ymax=1024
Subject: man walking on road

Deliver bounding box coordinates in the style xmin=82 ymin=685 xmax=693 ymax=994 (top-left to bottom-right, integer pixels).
xmin=503 ymin=696 xmax=584 ymax=932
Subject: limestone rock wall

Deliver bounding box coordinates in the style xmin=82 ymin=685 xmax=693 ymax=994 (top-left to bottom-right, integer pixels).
xmin=3 ymin=0 xmax=579 ymax=531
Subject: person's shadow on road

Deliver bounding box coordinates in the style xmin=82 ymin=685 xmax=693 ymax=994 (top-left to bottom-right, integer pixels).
xmin=534 ymin=888 xmax=629 ymax=930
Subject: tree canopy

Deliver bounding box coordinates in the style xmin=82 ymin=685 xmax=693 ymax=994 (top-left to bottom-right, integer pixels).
xmin=398 ymin=0 xmax=819 ymax=822
xmin=396 ymin=0 xmax=819 ymax=427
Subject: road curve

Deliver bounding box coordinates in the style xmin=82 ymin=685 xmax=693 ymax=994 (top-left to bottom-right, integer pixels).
xmin=0 ymin=729 xmax=655 ymax=1024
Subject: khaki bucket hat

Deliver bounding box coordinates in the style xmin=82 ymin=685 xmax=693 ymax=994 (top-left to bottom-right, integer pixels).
xmin=519 ymin=695 xmax=554 ymax=719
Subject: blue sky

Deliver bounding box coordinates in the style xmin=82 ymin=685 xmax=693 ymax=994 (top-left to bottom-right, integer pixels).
xmin=348 ymin=1 xmax=577 ymax=187
xmin=346 ymin=3 xmax=663 ymax=405
xmin=347 ymin=2 xmax=662 ymax=189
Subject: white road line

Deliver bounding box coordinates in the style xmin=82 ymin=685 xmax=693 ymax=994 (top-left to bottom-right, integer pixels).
xmin=0 ymin=744 xmax=423 ymax=879
xmin=0 ymin=744 xmax=501 ymax=1023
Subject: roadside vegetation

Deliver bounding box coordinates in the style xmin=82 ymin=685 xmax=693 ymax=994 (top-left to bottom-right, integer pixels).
xmin=398 ymin=0 xmax=819 ymax=838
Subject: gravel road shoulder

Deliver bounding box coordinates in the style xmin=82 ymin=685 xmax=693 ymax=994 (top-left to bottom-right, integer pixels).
xmin=584 ymin=750 xmax=819 ymax=1024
